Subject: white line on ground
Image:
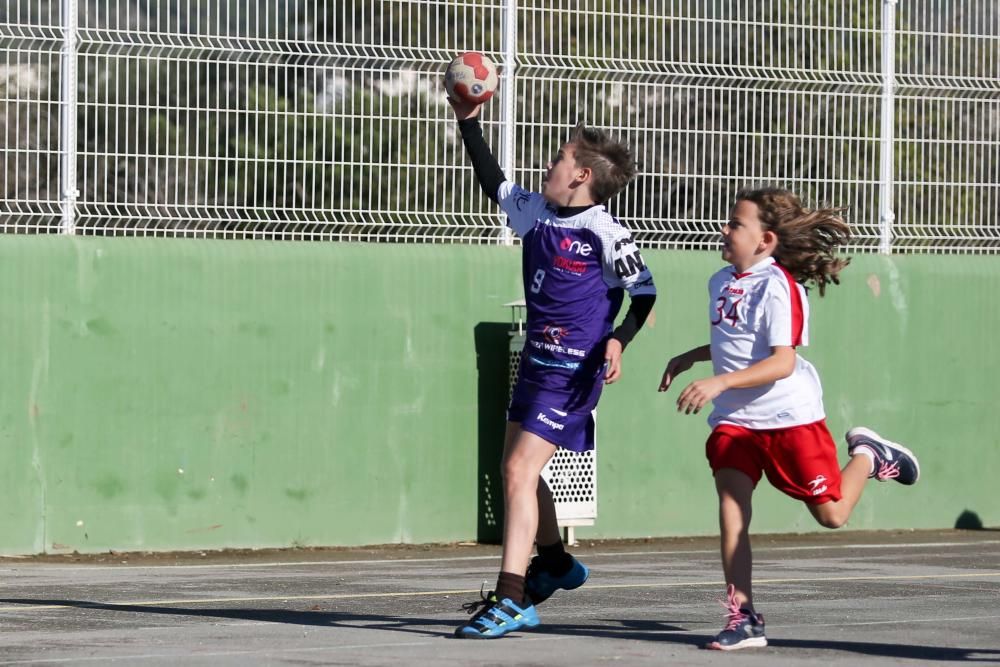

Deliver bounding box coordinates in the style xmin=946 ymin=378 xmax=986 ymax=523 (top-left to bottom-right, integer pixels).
xmin=778 ymin=614 xmax=1000 ymax=629
xmin=0 ymin=571 xmax=996 ymax=612
xmin=3 ymin=539 xmax=997 ymax=572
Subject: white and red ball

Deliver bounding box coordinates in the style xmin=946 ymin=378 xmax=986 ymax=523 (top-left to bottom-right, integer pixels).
xmin=444 ymin=52 xmax=499 ymax=104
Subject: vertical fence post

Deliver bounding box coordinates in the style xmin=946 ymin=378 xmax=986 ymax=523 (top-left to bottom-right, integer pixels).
xmin=878 ymin=0 xmax=897 ymax=254
xmin=60 ymin=0 xmax=79 ymax=234
xmin=499 ymin=0 xmax=517 ymax=245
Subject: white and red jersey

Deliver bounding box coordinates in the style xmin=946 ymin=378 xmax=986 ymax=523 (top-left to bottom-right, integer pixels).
xmin=707 ymin=256 xmax=826 ymax=430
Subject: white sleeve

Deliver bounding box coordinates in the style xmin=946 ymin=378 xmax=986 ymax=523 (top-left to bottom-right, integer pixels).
xmin=497 ymin=181 xmax=547 ymax=238
xmin=599 ymin=225 xmax=656 ymax=296
xmin=762 ymin=278 xmax=809 ymax=348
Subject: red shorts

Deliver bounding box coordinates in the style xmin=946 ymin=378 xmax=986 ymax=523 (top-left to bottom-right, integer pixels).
xmin=706 ymin=420 xmax=843 ymax=505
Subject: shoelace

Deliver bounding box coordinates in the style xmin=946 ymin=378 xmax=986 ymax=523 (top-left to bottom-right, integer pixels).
xmin=875 ymin=460 xmax=901 ymax=481
xmin=720 ymin=584 xmax=750 ymax=631
xmin=460 ymin=583 xmax=494 ymax=617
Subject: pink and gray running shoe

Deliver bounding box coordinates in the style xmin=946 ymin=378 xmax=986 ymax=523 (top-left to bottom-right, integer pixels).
xmin=846 ymin=427 xmax=920 ymax=485
xmin=705 ymin=585 xmax=767 ymax=651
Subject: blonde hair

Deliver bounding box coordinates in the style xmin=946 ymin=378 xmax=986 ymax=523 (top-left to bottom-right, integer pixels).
xmin=568 ymin=123 xmax=637 ymax=204
xmin=736 ymin=187 xmax=851 ymax=296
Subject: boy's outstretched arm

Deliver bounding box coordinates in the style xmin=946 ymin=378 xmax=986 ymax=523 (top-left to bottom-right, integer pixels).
xmin=447 ymin=96 xmax=505 ymax=204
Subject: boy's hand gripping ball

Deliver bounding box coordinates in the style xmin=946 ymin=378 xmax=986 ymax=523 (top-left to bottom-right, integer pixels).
xmin=444 ymin=52 xmax=499 ymax=104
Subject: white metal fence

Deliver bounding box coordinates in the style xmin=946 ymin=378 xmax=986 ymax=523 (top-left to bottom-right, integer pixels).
xmin=1 ymin=1 xmax=997 ymax=251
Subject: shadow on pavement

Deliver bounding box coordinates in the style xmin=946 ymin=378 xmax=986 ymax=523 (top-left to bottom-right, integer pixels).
xmin=4 ymin=599 xmax=999 ymax=661
xmin=0 ymin=598 xmax=453 ymax=639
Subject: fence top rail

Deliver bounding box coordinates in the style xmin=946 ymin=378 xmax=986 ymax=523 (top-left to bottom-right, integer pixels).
xmin=1 ymin=0 xmax=997 ymax=253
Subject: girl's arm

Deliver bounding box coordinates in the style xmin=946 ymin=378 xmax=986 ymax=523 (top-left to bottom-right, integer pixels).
xmin=721 ymin=346 xmax=796 ymax=389
xmin=675 ymin=346 xmax=796 ymax=414
xmin=658 ymin=344 xmax=711 ymax=392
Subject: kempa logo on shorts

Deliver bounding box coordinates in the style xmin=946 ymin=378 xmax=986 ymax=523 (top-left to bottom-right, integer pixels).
xmin=536 ymin=412 xmax=565 ymax=431
xmin=807 ymin=475 xmax=828 ymax=496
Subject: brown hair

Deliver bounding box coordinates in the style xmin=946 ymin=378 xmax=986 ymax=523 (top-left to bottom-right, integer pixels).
xmin=568 ymin=123 xmax=637 ymax=204
xmin=736 ymin=187 xmax=851 ymax=296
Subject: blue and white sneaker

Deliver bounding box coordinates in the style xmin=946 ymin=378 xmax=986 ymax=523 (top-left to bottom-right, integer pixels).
xmin=705 ymin=585 xmax=767 ymax=651
xmin=846 ymin=427 xmax=920 ymax=485
xmin=454 ymin=589 xmax=540 ymax=639
xmin=525 ymin=555 xmax=589 ymax=605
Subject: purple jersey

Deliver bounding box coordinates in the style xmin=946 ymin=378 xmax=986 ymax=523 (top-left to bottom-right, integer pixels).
xmin=499 ymin=181 xmax=656 ymax=413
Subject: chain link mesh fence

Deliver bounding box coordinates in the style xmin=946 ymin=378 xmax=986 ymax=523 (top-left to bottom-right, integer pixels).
xmin=1 ymin=1 xmax=997 ymax=250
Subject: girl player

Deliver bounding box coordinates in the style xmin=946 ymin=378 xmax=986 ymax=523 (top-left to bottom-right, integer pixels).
xmin=659 ymin=187 xmax=919 ymax=650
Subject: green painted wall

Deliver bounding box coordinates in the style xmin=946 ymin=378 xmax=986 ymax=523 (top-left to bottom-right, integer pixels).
xmin=0 ymin=237 xmax=995 ymax=554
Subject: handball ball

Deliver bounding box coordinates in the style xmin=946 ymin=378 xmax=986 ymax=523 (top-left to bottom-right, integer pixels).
xmin=445 ymin=52 xmax=499 ymax=104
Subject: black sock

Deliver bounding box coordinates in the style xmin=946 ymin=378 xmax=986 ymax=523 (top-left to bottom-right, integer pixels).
xmin=495 ymin=571 xmax=526 ymax=606
xmin=537 ymin=540 xmax=574 ymax=577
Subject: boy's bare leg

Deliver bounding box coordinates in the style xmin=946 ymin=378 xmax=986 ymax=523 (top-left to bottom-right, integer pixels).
xmin=808 ymin=455 xmax=871 ymax=528
xmin=715 ymin=468 xmax=755 ymax=610
xmin=500 ymin=424 xmax=558 ymax=577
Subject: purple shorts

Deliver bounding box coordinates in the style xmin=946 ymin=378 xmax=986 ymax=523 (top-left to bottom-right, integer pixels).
xmin=507 ymin=396 xmax=596 ymax=452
